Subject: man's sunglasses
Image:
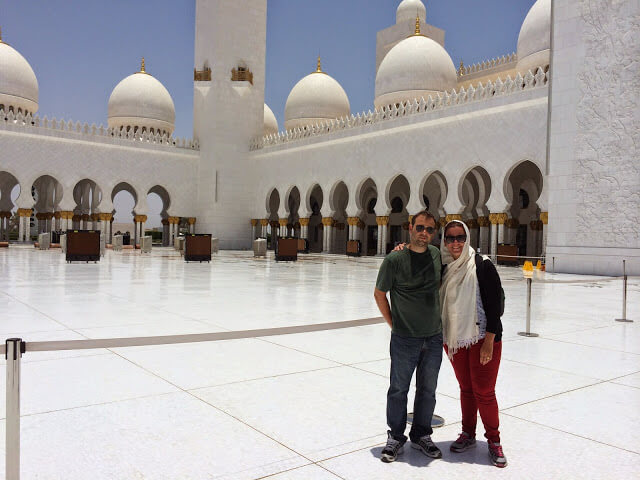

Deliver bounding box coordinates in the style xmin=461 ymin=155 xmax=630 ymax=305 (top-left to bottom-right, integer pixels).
xmin=414 ymin=225 xmax=436 ymax=234
xmin=444 ymin=235 xmax=467 ymax=245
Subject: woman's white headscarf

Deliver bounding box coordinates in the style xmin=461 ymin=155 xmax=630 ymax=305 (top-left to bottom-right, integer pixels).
xmin=440 ymin=220 xmax=481 ymax=358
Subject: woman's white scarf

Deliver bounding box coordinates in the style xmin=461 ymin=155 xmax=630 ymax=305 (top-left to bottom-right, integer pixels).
xmin=440 ymin=220 xmax=480 ymax=359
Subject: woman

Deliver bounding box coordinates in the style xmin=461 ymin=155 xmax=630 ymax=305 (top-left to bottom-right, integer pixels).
xmin=440 ymin=219 xmax=506 ymax=468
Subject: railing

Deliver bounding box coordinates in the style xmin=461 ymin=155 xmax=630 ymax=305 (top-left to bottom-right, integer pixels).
xmin=250 ymin=67 xmax=548 ymax=151
xmin=2 ymin=316 xmax=385 ymax=480
xmin=0 ymin=109 xmax=200 ymax=151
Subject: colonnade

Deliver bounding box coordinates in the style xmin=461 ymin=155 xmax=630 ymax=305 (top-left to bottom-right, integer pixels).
xmin=6 ymin=207 xmax=197 ymax=247
xmin=251 ymin=211 xmax=549 ymax=259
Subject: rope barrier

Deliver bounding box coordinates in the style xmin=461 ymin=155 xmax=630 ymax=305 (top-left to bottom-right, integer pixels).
xmin=0 ymin=316 xmax=385 ymax=356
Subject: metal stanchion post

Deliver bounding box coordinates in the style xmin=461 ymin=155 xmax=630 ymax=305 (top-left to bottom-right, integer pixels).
xmin=552 ymin=256 xmax=555 ymax=273
xmin=616 ymin=260 xmax=634 ymax=323
xmin=6 ymin=338 xmax=24 ymax=480
xmin=518 ymin=276 xmax=539 ymax=337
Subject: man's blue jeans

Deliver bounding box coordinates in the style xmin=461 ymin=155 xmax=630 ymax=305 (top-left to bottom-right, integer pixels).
xmin=387 ymin=332 xmax=443 ymax=443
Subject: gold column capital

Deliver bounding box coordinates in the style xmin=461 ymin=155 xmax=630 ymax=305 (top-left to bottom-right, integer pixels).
xmin=505 ymin=218 xmax=520 ymax=229
xmin=438 ymin=217 xmax=447 ymax=227
xmin=134 ymin=215 xmax=148 ymax=223
xmin=540 ymin=212 xmax=548 ymax=225
xmin=477 ymin=216 xmax=490 ymax=227
xmin=260 ymin=218 xmax=269 ymax=227
xmin=445 ymin=214 xmax=463 ymax=223
xmin=322 ymin=217 xmax=335 ymax=227
xmin=187 ymin=217 xmax=196 ymax=225
xmin=376 ymin=216 xmax=389 ymax=226
xmin=489 ymin=212 xmax=508 ymax=225
xmin=346 ymin=216 xmax=360 ymax=226
xmin=17 ymin=208 xmax=32 ymax=217
xmin=168 ymin=216 xmax=180 ymax=224
xmin=465 ymin=218 xmax=479 ymax=229
xmin=298 ymin=217 xmax=310 ymax=227
xmin=407 ymin=215 xmax=414 ymax=223
xmin=278 ymin=218 xmax=288 ymax=227
xmin=250 ymin=219 xmax=258 ymax=227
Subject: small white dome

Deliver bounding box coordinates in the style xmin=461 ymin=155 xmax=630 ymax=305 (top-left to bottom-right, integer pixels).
xmin=108 ymin=60 xmax=175 ymax=135
xmin=375 ymin=34 xmax=457 ymax=109
xmin=396 ymin=0 xmax=426 ymax=24
xmin=516 ymin=0 xmax=551 ymax=74
xmin=284 ymin=59 xmax=350 ymax=131
xmin=0 ymin=38 xmax=38 ymax=114
xmin=264 ymin=103 xmax=279 ymax=135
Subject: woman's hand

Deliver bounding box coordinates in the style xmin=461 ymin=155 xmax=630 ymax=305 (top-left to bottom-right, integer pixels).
xmin=392 ymin=243 xmax=407 ymax=252
xmin=479 ymin=338 xmax=494 ymax=365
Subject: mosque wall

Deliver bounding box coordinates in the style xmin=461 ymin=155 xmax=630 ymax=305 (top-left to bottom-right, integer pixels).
xmin=546 ymin=0 xmax=640 ymax=275
xmin=250 ymin=86 xmax=548 ymax=222
xmin=0 ymin=123 xmax=199 ymax=216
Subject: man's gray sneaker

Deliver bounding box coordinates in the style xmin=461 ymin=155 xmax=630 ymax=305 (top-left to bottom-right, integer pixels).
xmin=381 ymin=432 xmax=404 ymax=463
xmin=411 ymin=434 xmax=442 ymax=459
xmin=450 ymin=431 xmax=476 ymax=452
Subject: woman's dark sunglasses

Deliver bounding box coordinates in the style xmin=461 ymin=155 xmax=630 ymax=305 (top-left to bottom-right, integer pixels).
xmin=414 ymin=225 xmax=436 ymax=234
xmin=444 ymin=234 xmax=467 ymax=245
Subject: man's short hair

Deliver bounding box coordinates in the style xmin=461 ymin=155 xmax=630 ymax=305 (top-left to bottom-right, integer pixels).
xmin=411 ymin=210 xmax=436 ymax=226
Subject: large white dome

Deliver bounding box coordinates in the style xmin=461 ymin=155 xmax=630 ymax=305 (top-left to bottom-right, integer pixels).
xmin=108 ymin=59 xmax=175 ymax=135
xmin=0 ymin=37 xmax=38 ymax=114
xmin=396 ymin=0 xmax=426 ymax=24
xmin=516 ymin=0 xmax=551 ymax=74
xmin=264 ymin=103 xmax=279 ymax=135
xmin=375 ymin=33 xmax=457 ymax=109
xmin=284 ymin=59 xmax=350 ymax=131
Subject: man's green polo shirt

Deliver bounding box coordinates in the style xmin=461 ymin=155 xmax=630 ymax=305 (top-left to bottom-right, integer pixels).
xmin=375 ymin=245 xmax=442 ymax=338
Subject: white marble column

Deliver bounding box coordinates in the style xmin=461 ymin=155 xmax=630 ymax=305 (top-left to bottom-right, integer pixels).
xmin=541 ymin=212 xmax=548 ymax=258
xmin=490 ymin=222 xmax=498 ymax=261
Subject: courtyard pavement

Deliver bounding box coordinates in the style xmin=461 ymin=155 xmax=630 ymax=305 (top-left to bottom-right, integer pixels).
xmin=0 ymin=245 xmax=638 ymax=479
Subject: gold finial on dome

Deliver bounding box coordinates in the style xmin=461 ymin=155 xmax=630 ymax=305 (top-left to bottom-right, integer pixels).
xmin=139 ymin=57 xmax=147 ymax=74
xmin=415 ymin=13 xmax=421 ymax=35
xmin=314 ymin=54 xmax=327 ymax=75
xmin=0 ymin=25 xmax=4 ymax=43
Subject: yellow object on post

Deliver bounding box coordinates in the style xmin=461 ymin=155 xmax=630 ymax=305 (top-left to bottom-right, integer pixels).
xmin=536 ymin=260 xmax=542 ymax=270
xmin=523 ymin=261 xmax=534 ymax=278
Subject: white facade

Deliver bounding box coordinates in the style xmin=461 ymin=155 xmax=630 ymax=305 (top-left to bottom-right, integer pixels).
xmin=0 ymin=0 xmax=636 ymax=274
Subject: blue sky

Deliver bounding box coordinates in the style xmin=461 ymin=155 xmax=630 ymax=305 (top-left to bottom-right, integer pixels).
xmin=1 ymin=0 xmax=536 ymax=139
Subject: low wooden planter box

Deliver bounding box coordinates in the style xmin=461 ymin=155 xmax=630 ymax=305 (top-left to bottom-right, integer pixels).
xmin=346 ymin=240 xmax=361 ymax=257
xmin=185 ymin=234 xmax=212 ymax=262
xmin=276 ymin=238 xmax=298 ymax=261
xmin=66 ymin=230 xmax=100 ymax=262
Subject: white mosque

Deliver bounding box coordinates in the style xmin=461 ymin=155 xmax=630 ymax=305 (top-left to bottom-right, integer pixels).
xmin=0 ymin=0 xmax=637 ymax=275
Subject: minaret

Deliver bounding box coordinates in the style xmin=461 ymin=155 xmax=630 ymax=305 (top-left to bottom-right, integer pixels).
xmin=192 ymin=0 xmax=267 ymax=248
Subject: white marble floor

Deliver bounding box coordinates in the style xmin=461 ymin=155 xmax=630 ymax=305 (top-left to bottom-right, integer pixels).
xmin=0 ymin=246 xmax=638 ymax=479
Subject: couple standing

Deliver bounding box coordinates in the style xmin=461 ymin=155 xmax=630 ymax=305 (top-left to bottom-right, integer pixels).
xmin=373 ymin=210 xmax=507 ymax=467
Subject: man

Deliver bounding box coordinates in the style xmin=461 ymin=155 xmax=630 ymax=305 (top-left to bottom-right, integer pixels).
xmin=374 ymin=210 xmax=443 ymax=463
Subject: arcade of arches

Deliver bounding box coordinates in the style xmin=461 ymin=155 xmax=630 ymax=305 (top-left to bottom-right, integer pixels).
xmin=0 ymin=173 xmax=197 ymax=246
xmin=254 ymin=163 xmax=548 ymax=260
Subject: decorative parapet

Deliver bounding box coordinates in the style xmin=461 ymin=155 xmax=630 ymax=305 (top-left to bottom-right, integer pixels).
xmin=250 ymin=67 xmax=548 ymax=151
xmin=231 ymin=67 xmax=253 ymax=85
xmin=0 ymin=110 xmax=200 ymax=152
xmin=458 ymin=52 xmax=517 ymax=78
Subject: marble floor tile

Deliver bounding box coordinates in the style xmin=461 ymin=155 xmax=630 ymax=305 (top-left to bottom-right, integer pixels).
xmin=115 ymin=338 xmax=340 ymax=389
xmin=548 ymin=323 xmax=640 ymax=354
xmin=500 ymin=337 xmax=640 ymax=380
xmin=319 ymin=415 xmax=640 ymax=479
xmin=504 ymin=382 xmax=640 ymax=453
xmin=193 ymin=366 xmax=461 ymax=462
xmin=0 ymin=354 xmax=177 ymax=417
xmin=0 ymin=392 xmax=307 ymax=480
